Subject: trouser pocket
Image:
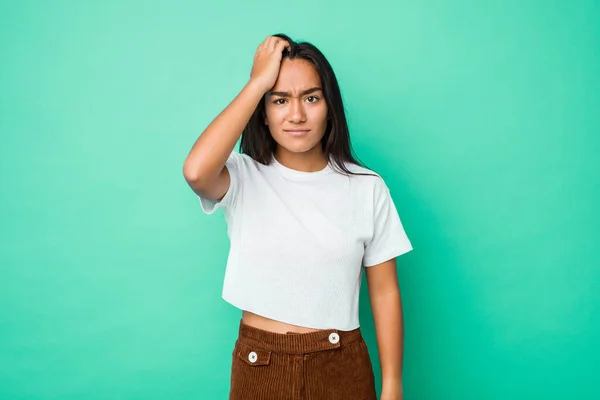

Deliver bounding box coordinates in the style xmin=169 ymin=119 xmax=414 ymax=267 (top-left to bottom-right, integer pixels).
xmin=229 ymin=340 xmax=287 ymax=400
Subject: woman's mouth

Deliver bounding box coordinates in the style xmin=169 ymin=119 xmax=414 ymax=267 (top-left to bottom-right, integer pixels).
xmin=284 ymin=129 xmax=311 ymax=137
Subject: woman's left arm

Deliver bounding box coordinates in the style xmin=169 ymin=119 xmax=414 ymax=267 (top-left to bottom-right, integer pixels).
xmin=365 ymin=259 xmax=404 ymax=400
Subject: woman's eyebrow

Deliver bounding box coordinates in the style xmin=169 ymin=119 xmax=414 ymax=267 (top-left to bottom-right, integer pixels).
xmin=269 ymin=87 xmax=323 ymax=97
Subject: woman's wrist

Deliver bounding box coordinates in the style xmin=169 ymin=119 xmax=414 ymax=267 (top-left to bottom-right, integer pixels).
xmin=246 ymin=78 xmax=270 ymax=96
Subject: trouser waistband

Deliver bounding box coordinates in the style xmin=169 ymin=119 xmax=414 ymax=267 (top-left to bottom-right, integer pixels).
xmin=236 ymin=319 xmax=363 ymax=354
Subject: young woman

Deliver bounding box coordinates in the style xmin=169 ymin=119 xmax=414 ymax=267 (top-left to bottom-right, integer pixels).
xmin=183 ymin=34 xmax=412 ymax=400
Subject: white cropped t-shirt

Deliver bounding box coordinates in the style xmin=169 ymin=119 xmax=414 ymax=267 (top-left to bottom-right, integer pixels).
xmin=198 ymin=151 xmax=413 ymax=331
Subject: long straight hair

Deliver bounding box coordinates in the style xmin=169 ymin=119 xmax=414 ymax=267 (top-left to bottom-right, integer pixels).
xmin=239 ymin=33 xmax=378 ymax=178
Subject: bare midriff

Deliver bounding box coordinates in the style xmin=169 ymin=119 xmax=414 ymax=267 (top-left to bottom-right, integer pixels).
xmin=241 ymin=310 xmax=325 ymax=333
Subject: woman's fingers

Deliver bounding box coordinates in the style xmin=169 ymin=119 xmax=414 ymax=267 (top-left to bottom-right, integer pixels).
xmin=271 ymin=37 xmax=281 ymax=51
xmin=255 ymin=36 xmax=275 ymax=57
xmin=261 ymin=36 xmax=289 ymax=52
xmin=249 ymin=36 xmax=291 ymax=91
xmin=277 ymin=38 xmax=291 ymax=52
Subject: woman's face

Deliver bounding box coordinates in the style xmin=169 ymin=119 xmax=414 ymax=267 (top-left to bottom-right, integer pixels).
xmin=264 ymin=58 xmax=329 ymax=157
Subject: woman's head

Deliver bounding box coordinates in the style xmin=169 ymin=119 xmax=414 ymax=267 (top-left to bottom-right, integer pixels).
xmin=241 ymin=33 xmax=373 ymax=176
xmin=263 ymin=57 xmax=329 ymax=159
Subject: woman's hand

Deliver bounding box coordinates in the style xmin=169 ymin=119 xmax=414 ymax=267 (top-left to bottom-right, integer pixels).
xmin=249 ymin=36 xmax=291 ymax=93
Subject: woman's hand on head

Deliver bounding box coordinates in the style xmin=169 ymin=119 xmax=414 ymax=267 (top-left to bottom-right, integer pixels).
xmin=249 ymin=36 xmax=291 ymax=93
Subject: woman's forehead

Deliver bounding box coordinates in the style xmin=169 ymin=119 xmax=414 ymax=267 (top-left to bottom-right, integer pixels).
xmin=272 ymin=59 xmax=322 ymax=93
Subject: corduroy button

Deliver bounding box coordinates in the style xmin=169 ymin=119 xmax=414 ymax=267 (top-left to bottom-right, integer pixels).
xmin=329 ymin=332 xmax=340 ymax=344
xmin=248 ymin=351 xmax=258 ymax=363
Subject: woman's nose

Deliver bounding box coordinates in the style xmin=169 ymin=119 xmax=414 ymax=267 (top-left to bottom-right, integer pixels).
xmin=287 ymin=99 xmax=306 ymax=122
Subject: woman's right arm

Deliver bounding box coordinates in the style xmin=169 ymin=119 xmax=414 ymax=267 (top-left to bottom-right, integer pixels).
xmin=182 ymin=36 xmax=290 ymax=201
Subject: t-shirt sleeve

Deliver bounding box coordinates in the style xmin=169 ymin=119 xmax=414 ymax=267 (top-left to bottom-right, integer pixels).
xmin=363 ymin=178 xmax=413 ymax=267
xmin=198 ymin=151 xmax=243 ymax=215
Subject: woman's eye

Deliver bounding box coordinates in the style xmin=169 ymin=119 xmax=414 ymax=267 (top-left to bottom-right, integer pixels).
xmin=273 ymin=97 xmax=319 ymax=105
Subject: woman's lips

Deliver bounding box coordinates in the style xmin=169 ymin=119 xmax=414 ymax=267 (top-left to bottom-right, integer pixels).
xmin=284 ymin=129 xmax=310 ymax=137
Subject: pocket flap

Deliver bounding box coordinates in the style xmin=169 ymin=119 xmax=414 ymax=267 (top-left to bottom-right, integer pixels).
xmin=234 ymin=341 xmax=271 ymax=366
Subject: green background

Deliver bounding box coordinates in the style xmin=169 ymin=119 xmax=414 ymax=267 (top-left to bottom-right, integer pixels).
xmin=1 ymin=0 xmax=598 ymax=399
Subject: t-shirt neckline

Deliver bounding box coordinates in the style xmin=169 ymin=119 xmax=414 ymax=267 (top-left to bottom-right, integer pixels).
xmin=271 ymin=154 xmax=334 ymax=179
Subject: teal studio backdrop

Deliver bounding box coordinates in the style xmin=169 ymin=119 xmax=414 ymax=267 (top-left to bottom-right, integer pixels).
xmin=1 ymin=1 xmax=598 ymax=399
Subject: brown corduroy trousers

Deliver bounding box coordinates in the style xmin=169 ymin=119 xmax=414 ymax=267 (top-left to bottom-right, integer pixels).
xmin=229 ymin=320 xmax=377 ymax=399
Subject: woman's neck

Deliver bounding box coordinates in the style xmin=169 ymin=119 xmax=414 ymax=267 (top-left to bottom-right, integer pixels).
xmin=274 ymin=148 xmax=328 ymax=173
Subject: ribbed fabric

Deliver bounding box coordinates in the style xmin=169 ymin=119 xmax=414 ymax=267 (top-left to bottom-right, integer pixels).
xmin=229 ymin=320 xmax=376 ymax=400
xmin=198 ymin=151 xmax=413 ymax=330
